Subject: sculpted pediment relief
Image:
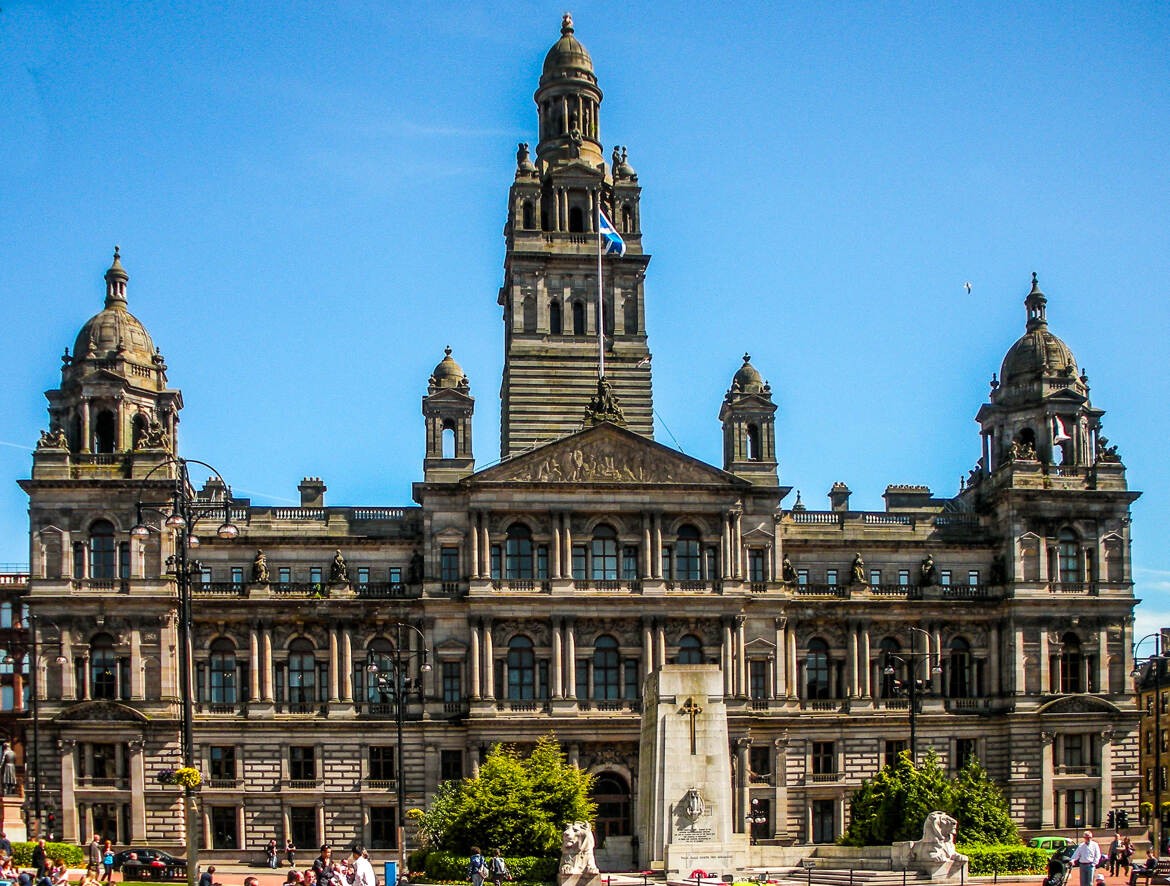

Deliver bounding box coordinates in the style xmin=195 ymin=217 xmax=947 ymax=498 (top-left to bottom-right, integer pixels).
xmin=473 ymin=423 xmax=740 ymax=486
xmin=1036 ymin=695 xmax=1121 ymax=716
xmin=54 ymin=700 xmax=149 ymax=723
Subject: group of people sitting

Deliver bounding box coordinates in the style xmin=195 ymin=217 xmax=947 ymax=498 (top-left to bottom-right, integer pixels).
xmin=0 ymin=852 xmax=69 ymax=886
xmin=280 ymin=844 xmax=376 ymax=886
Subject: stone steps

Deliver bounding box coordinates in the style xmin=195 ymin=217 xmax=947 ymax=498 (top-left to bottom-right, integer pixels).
xmin=766 ymin=869 xmax=932 ymax=886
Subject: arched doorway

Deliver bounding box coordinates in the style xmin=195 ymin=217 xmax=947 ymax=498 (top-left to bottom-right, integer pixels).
xmin=590 ymin=772 xmax=632 ymax=869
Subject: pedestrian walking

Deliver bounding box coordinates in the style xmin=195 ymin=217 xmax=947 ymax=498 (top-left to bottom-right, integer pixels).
xmin=1071 ymin=831 xmax=1102 ymax=886
xmin=86 ymin=835 xmax=102 ymax=878
xmin=1110 ymin=834 xmax=1123 ymax=877
xmin=487 ymin=850 xmax=510 ymax=886
xmin=100 ymin=840 xmax=115 ymax=884
xmin=467 ymin=847 xmax=487 ymax=886
xmin=31 ymin=840 xmax=47 ymax=881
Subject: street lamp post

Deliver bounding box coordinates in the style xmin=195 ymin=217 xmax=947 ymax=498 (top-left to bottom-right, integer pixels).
xmin=366 ymin=622 xmax=430 ymax=877
xmin=132 ymin=457 xmax=238 ymax=886
xmin=1133 ymin=633 xmax=1166 ymax=854
xmin=882 ymin=626 xmax=943 ymax=764
xmin=744 ymin=798 xmax=768 ymax=845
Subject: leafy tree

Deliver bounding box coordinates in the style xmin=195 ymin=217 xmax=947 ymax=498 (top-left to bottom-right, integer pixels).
xmin=841 ymin=750 xmax=1015 ymax=847
xmin=410 ymin=734 xmax=594 ymax=856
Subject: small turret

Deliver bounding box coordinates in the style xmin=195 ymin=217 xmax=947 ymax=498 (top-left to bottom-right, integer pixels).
xmin=719 ymin=353 xmax=778 ymax=486
xmin=422 ymin=346 xmax=475 ymax=482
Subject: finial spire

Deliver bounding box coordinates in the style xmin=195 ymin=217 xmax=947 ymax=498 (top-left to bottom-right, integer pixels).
xmin=104 ymin=245 xmax=129 ymax=307
xmin=743 ymin=352 xmax=751 ymax=363
xmin=561 ymin=11 xmax=574 ymax=35
xmin=444 ymin=345 xmax=452 ymax=358
xmin=1024 ymin=269 xmax=1047 ymax=331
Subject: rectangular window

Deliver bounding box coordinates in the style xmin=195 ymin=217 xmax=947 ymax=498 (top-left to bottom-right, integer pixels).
xmin=812 ymin=741 xmax=835 ymax=775
xmin=288 ymin=806 xmax=317 ymax=850
xmin=536 ymin=545 xmax=549 ymax=580
xmin=538 ymin=660 xmax=550 ymax=699
xmin=884 ymin=739 xmax=908 ymax=767
xmin=90 ymin=743 xmax=119 ymax=779
xmin=749 ymin=659 xmax=768 ymax=699
xmin=624 ymin=660 xmax=638 ymax=699
xmin=968 ymin=570 xmax=979 ymax=586
xmin=490 ymin=545 xmax=501 ymax=580
xmin=826 ymin=569 xmax=838 ymax=587
xmin=209 ymin=745 xmax=236 ymax=781
xmin=442 ymin=662 xmax=462 ymax=703
xmin=1146 ymin=731 xmax=1153 ymax=754
xmin=955 ymin=738 xmax=977 ymax=769
xmin=662 ymin=545 xmax=673 ymax=580
xmin=210 ymin=806 xmax=238 ymax=850
xmin=288 ymin=746 xmax=316 ymax=782
xmin=811 ymin=799 xmax=835 ymax=844
xmin=622 ymin=546 xmax=639 ymax=581
xmin=898 ymin=569 xmax=910 ymax=586
xmin=797 ymin=569 xmax=809 ymax=586
xmin=357 ymin=567 xmax=370 ymax=586
xmin=440 ymin=547 xmax=459 ymax=582
xmin=278 ymin=567 xmax=291 ymax=584
xmin=309 ymin=567 xmax=322 ymax=585
xmin=1065 ymin=790 xmax=1086 ymax=829
xmin=368 ymin=806 xmax=397 ymax=850
xmin=705 ymin=547 xmax=719 ymax=581
xmin=940 ymin=570 xmax=951 ymax=586
xmin=368 ymin=746 xmax=394 ymax=781
xmin=572 ymin=545 xmax=586 ymax=580
xmin=440 ymin=749 xmax=463 ymax=782
xmin=389 ymin=567 xmax=402 ymax=583
xmin=750 ymin=745 xmax=771 ymax=780
xmin=870 ymin=569 xmax=881 ymax=585
xmin=118 ymin=543 xmax=131 ymax=580
xmin=748 ymin=550 xmax=766 ymax=582
xmin=73 ymin=542 xmax=86 ymax=579
xmin=575 ymin=660 xmax=588 ymax=698
xmin=231 ymin=566 xmax=244 ymax=586
xmin=201 ymin=567 xmax=212 ymax=584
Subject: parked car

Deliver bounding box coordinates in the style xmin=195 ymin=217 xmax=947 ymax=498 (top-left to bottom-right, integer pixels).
xmin=112 ymin=849 xmax=186 ymax=872
xmin=1030 ymin=837 xmax=1074 ymax=857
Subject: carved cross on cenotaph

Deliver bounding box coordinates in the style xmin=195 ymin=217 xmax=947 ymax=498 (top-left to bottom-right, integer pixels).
xmin=681 ymin=696 xmax=703 ymax=755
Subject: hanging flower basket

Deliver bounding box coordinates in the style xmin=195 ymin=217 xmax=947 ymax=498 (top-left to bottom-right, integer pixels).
xmin=157 ymin=769 xmax=178 ymax=785
xmin=156 ymin=767 xmax=202 ymax=788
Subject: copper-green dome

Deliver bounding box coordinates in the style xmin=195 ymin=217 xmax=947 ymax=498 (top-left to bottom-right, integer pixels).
xmin=542 ymin=13 xmax=594 ymax=77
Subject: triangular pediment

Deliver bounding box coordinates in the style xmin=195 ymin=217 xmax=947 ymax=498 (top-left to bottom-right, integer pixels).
xmin=471 ymin=423 xmax=746 ymax=487
xmin=1045 ymin=387 xmax=1088 ymax=404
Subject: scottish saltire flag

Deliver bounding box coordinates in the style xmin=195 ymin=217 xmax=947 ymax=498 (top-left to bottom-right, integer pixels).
xmin=598 ymin=209 xmax=626 ymax=257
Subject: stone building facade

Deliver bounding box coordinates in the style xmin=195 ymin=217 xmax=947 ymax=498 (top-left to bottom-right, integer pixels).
xmin=19 ymin=15 xmax=1141 ymax=865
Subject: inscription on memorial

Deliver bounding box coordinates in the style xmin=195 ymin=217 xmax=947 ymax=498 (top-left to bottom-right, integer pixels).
xmin=676 ymin=827 xmax=715 ymax=844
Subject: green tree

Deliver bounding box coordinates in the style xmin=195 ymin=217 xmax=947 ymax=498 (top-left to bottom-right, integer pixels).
xmin=841 ymin=750 xmax=1016 ymax=847
xmin=411 ymin=734 xmax=595 ymax=857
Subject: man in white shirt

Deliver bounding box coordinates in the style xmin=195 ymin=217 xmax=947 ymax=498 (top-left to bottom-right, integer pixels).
xmin=337 ymin=846 xmax=376 ymax=886
xmin=1071 ymin=831 xmax=1103 ymax=886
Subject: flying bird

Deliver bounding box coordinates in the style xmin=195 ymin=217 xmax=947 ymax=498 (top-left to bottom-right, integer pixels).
xmin=637 ymin=355 xmax=652 ymax=368
xmin=964 ymin=282 xmax=973 ymax=295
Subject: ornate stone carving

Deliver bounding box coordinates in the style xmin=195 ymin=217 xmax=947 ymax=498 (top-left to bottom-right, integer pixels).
xmin=584 ymin=377 xmax=626 ymax=427
xmin=909 ymin=812 xmax=968 ymax=866
xmin=251 ymin=549 xmax=269 ymax=583
xmin=329 ymin=550 xmax=348 ymax=584
xmin=37 ymin=428 xmax=68 ymax=450
xmin=559 ymin=821 xmax=598 ymax=876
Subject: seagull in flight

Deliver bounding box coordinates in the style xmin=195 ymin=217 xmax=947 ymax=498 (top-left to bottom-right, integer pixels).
xmin=964 ymin=282 xmax=973 ymax=295
xmin=637 ymin=355 xmax=652 ymax=368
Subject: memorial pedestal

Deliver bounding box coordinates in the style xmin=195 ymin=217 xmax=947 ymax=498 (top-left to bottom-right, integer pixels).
xmin=0 ymin=795 xmax=26 ymax=842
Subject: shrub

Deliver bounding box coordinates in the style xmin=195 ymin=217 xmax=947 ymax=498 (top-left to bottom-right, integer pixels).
xmin=408 ymin=848 xmax=429 ymax=873
xmin=11 ymin=843 xmax=85 ymax=867
xmin=423 ymin=850 xmax=557 ymax=885
xmin=959 ymin=845 xmax=1047 ymax=875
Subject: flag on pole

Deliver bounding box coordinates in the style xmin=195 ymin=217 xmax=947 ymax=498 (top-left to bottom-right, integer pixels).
xmin=1052 ymin=415 xmax=1071 ymax=445
xmin=598 ymin=209 xmax=626 ymax=257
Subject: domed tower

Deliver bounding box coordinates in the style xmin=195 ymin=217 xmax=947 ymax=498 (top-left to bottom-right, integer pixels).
xmin=35 ymin=249 xmax=182 ymax=478
xmin=975 ymin=273 xmax=1102 ymax=471
xmin=499 ymin=14 xmax=652 ymax=457
xmin=422 ymin=347 xmax=475 ymax=482
xmin=719 ymin=354 xmax=778 ymax=486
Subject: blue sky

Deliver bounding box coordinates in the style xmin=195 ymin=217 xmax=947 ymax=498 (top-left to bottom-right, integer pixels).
xmin=2 ymin=1 xmax=1167 ymax=630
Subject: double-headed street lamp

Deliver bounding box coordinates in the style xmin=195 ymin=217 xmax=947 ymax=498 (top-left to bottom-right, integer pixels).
xmin=1133 ymin=633 xmax=1167 ymax=854
xmin=882 ymin=625 xmax=943 ymax=765
xmin=365 ymin=622 xmax=430 ymax=875
xmin=132 ymin=456 xmax=237 ymax=886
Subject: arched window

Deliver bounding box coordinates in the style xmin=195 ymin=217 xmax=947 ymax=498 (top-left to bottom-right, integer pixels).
xmin=806 ymin=638 xmax=831 ymax=700
xmin=89 ymin=520 xmax=116 ymax=580
xmin=591 ymin=772 xmax=631 ymax=838
xmin=1059 ymin=632 xmax=1082 ymax=694
xmin=621 ymin=206 xmax=633 ymax=233
xmin=676 ymin=525 xmax=701 ymax=581
xmin=505 ymin=523 xmax=533 ymax=579
xmin=507 ymin=636 xmax=535 ymax=700
xmin=948 ymin=637 xmax=972 ymax=698
xmin=209 ymin=638 xmax=237 ymax=704
xmin=1058 ymin=529 xmax=1079 ymax=585
xmin=549 ymin=300 xmax=563 ymax=335
xmin=677 ymin=634 xmax=703 ymax=665
xmin=522 ymin=201 xmax=535 ymax=230
xmin=94 ymin=410 xmax=116 ymax=453
xmin=366 ymin=638 xmax=394 ymax=702
xmin=569 ymin=206 xmax=584 ymax=233
xmin=131 ymin=413 xmax=148 ymax=449
xmin=878 ymin=637 xmax=901 ymax=698
xmin=590 ymin=525 xmax=618 ymax=580
xmin=747 ymin=424 xmax=761 ymax=461
xmin=1017 ymin=427 xmax=1036 ymax=451
xmin=288 ymin=639 xmax=316 ymax=704
xmin=90 ymin=633 xmax=117 ymax=700
xmin=572 ymin=302 xmax=586 ymax=336
xmin=593 ymin=635 xmax=620 ymax=699
xmin=441 ymin=420 xmax=456 ymax=459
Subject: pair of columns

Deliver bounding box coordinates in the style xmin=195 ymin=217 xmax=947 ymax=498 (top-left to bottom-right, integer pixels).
xmin=1039 ymin=729 xmax=1114 ymax=828
xmin=58 ymin=738 xmax=147 ymax=843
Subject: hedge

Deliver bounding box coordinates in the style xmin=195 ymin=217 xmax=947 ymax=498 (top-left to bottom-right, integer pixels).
xmin=423 ymin=850 xmax=558 ymax=884
xmin=10 ymin=843 xmax=85 ymax=867
xmin=408 ymin=849 xmax=429 ymax=873
xmin=959 ymin=845 xmax=1048 ymax=875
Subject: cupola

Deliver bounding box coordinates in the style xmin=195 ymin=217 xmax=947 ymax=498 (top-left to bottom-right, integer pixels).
xmin=719 ymin=353 xmax=778 ymax=486
xmin=422 ymin=346 xmax=475 ymax=482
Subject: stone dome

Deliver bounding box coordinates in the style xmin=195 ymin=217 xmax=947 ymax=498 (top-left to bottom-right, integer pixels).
xmin=430 ymin=346 xmax=468 ymax=389
xmin=72 ymin=250 xmax=156 ymax=364
xmin=730 ymin=353 xmax=765 ymax=394
xmin=998 ymin=274 xmax=1078 ymax=385
xmin=542 ymin=14 xmax=594 ymax=77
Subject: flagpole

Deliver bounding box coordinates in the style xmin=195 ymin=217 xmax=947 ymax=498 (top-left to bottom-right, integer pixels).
xmin=597 ymin=202 xmax=605 ymax=380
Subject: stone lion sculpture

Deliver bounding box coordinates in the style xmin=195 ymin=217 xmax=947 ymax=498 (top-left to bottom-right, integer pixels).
xmin=559 ymin=820 xmax=599 ymax=876
xmin=910 ymin=811 xmax=967 ymax=865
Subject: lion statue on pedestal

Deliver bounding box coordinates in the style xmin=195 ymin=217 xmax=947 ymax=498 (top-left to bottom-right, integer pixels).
xmin=559 ymin=821 xmax=599 ymax=876
xmin=910 ymin=811 xmax=967 ymax=865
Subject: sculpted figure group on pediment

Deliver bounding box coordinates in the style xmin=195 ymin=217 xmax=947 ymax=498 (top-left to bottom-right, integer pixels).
xmin=498 ymin=435 xmax=715 ymax=485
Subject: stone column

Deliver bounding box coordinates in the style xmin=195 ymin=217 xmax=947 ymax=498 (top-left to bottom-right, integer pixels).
xmin=773 ymin=734 xmax=790 ymax=839
xmin=470 ymin=512 xmax=480 ymax=579
xmin=81 ymin=654 xmax=91 ymax=700
xmin=733 ymin=511 xmax=743 ymax=579
xmin=249 ymin=628 xmax=261 ymax=701
xmin=736 ymin=737 xmax=751 ymax=833
xmin=342 ymin=629 xmax=353 ymax=702
xmin=563 ymin=514 xmax=573 ymax=579
xmin=1040 ymin=731 xmax=1055 ymax=828
xmin=652 ymin=514 xmax=663 ymax=579
xmin=787 ymin=626 xmax=798 ymax=698
xmin=989 ymin=623 xmax=1001 ymax=697
xmin=130 ymin=628 xmax=144 ymax=699
xmin=862 ymin=629 xmax=872 ymax=698
xmin=483 ymin=618 xmax=495 ymax=700
xmin=655 ymin=621 xmax=666 ymax=669
xmin=641 ymin=514 xmax=652 ymax=580
xmin=60 ymin=626 xmax=75 ymax=699
xmin=1100 ymin=729 xmax=1114 ymax=820
xmin=551 ymin=619 xmax=563 ymax=699
xmin=847 ymin=624 xmax=859 ymax=699
xmin=480 ymin=520 xmax=490 ymax=577
xmin=721 ymin=516 xmax=731 ymax=579
xmin=565 ymin=619 xmax=576 ymax=699
xmin=552 ymin=517 xmax=562 ymax=579
xmin=328 ymin=630 xmax=340 ymax=702
xmin=80 ymin=401 xmax=91 ymax=452
xmin=931 ymin=626 xmax=943 ymax=694
xmin=1098 ymin=626 xmax=1110 ymax=694
xmin=722 ymin=620 xmax=734 ymax=696
xmin=128 ymin=738 xmax=146 ymax=840
xmin=262 ymin=626 xmax=274 ymax=702
xmin=1039 ymin=630 xmax=1050 ymax=694
xmin=1123 ymin=619 xmax=1134 ymax=689
xmin=59 ymin=739 xmax=77 ymax=842
xmin=736 ymin=617 xmax=747 ymax=697
xmin=468 ymin=743 xmax=480 ymax=777
xmin=643 ymin=619 xmax=654 ymax=680
xmin=774 ymin=618 xmax=787 ymax=698
xmin=1014 ymin=623 xmax=1026 ymax=696
xmin=469 ymin=621 xmax=481 ymax=699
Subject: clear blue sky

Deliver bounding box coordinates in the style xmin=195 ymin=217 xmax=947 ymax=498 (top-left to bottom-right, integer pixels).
xmin=2 ymin=1 xmax=1167 ymax=629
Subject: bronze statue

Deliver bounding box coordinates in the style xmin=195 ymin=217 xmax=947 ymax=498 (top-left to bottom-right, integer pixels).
xmin=851 ymin=553 xmax=867 ymax=585
xmin=409 ymin=550 xmax=424 ymax=584
xmin=584 ymin=377 xmax=626 ymax=426
xmin=329 ymin=550 xmax=348 ymax=584
xmin=989 ymin=554 xmax=1007 ymax=586
xmin=0 ymin=743 xmax=15 ymax=796
xmin=919 ymin=554 xmax=938 ymax=587
xmin=251 ymin=549 xmax=269 ymax=584
xmin=781 ymin=554 xmax=797 ymax=584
